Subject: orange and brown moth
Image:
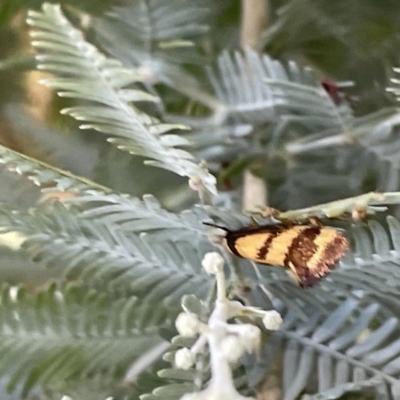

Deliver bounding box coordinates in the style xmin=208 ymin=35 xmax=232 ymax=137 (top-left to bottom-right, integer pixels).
xmin=206 ymin=223 xmax=349 ymax=288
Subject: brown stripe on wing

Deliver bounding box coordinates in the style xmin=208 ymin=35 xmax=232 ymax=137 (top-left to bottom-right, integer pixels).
xmin=225 ymin=224 xmax=284 ymax=259
xmin=307 ymin=234 xmax=349 ymax=285
xmin=258 ymin=225 xmax=307 ymax=266
xmin=284 ymin=226 xmax=320 ymax=268
xmin=283 ymin=226 xmax=320 ymax=286
xmin=256 ymin=230 xmax=281 ymax=259
xmin=322 ymin=234 xmax=349 ymax=266
xmin=225 ymin=233 xmax=243 ymax=258
xmin=286 ymin=228 xmax=348 ymax=288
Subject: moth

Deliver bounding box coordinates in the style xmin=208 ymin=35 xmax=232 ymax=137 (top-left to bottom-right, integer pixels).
xmin=205 ymin=222 xmax=349 ymax=288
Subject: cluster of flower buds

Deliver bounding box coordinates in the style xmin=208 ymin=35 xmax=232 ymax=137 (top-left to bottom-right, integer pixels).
xmin=174 ymin=252 xmax=283 ymax=400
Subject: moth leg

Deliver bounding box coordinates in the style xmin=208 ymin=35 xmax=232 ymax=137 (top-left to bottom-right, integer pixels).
xmin=249 ymin=216 xmax=260 ymax=226
xmin=308 ymin=217 xmax=323 ymax=227
xmin=351 ymin=205 xmax=367 ymax=221
xmin=261 ymin=206 xmax=281 ymax=219
xmin=286 ymin=261 xmax=301 ymax=284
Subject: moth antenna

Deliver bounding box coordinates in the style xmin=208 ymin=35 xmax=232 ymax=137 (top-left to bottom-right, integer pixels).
xmin=202 ymin=222 xmax=230 ymax=232
xmin=250 ymin=216 xmax=260 ymax=226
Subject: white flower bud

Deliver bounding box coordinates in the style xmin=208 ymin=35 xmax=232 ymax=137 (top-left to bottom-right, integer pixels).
xmin=239 ymin=324 xmax=261 ymax=352
xmin=175 ymin=348 xmax=195 ymax=370
xmin=226 ymin=300 xmax=244 ymax=318
xmin=180 ymin=390 xmax=254 ymax=400
xmin=188 ymin=176 xmax=204 ymax=192
xmin=176 ymin=312 xmax=201 ymax=337
xmin=0 ymin=232 xmax=26 ymax=250
xmin=137 ymin=65 xmax=159 ymax=84
xmin=221 ymin=335 xmax=245 ymax=363
xmin=201 ymin=252 xmax=224 ymax=275
xmin=180 ymin=393 xmax=200 ymax=400
xmin=262 ymin=310 xmax=283 ymax=330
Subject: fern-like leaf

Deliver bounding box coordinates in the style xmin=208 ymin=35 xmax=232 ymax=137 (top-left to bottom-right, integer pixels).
xmin=283 ymin=107 xmax=400 ymax=195
xmin=93 ymin=0 xmax=213 ymax=103
xmin=0 ymin=284 xmax=171 ymax=397
xmin=26 ymin=4 xmax=217 ymax=194
xmin=0 ymin=144 xmax=109 ymax=194
xmin=258 ymin=299 xmax=400 ymax=400
xmin=77 ymin=193 xmax=210 ymax=245
xmin=328 ymin=216 xmax=400 ymax=311
xmin=208 ymin=49 xmax=354 ymax=134
xmin=0 ymin=203 xmax=212 ymax=303
xmin=95 ymin=0 xmax=210 ymax=64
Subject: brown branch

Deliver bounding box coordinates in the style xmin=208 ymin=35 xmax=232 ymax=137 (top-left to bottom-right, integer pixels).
xmin=240 ymin=0 xmax=270 ymax=48
xmin=240 ymin=0 xmax=270 ymax=210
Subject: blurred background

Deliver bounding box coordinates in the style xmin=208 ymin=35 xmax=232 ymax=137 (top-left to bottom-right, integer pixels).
xmin=1 ymin=0 xmax=400 ymax=287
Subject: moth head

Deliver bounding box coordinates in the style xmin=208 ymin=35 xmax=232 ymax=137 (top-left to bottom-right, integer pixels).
xmin=203 ymin=222 xmax=229 ymax=245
